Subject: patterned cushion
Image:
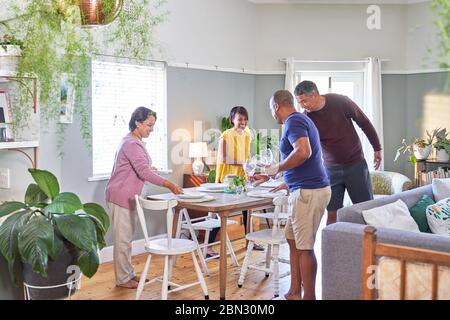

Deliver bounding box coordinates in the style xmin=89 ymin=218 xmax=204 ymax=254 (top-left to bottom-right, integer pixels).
xmin=426 ymin=197 xmax=450 ymax=236
xmin=370 ymin=171 xmax=412 ymax=195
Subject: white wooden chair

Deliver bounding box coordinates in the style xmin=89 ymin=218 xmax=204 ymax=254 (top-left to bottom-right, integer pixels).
xmin=134 ymin=195 xmax=209 ymax=300
xmin=237 ymin=196 xmax=290 ymax=298
xmin=175 ymin=209 xmax=240 ymax=276
xmin=249 ymin=209 xmax=289 ymax=233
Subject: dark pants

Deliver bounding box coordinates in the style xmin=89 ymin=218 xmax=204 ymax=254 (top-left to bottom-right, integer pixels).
xmin=208 ymin=211 xmax=248 ymax=243
xmin=326 ymin=159 xmax=373 ymax=211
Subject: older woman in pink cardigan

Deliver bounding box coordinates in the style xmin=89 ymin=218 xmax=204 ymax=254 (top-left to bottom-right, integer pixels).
xmin=105 ymin=106 xmax=183 ymax=289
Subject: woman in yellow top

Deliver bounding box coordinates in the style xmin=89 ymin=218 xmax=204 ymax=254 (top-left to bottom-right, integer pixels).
xmin=215 ymin=106 xmax=252 ymax=183
xmin=207 ymin=106 xmax=263 ymax=257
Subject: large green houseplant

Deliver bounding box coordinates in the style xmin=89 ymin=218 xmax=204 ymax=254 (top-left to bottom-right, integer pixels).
xmin=0 ymin=168 xmax=109 ymax=297
xmin=0 ymin=0 xmax=167 ymax=148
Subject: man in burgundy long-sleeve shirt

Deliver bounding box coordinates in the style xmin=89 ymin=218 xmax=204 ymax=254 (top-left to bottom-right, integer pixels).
xmin=294 ymin=81 xmax=382 ymax=225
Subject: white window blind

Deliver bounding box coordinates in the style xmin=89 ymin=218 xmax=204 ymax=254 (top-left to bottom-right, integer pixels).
xmin=91 ymin=60 xmax=168 ymax=178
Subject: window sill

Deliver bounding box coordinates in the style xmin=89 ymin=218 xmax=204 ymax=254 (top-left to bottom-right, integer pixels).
xmin=88 ymin=169 xmax=174 ymax=182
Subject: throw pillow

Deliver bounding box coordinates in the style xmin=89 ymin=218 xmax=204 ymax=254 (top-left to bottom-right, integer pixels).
xmin=426 ymin=197 xmax=450 ymax=236
xmin=409 ymin=195 xmax=435 ymax=233
xmin=362 ymin=199 xmax=420 ymax=233
xmin=432 ymin=178 xmax=450 ymax=202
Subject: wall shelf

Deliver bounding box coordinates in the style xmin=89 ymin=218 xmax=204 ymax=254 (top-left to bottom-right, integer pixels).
xmin=0 ymin=140 xmax=39 ymax=149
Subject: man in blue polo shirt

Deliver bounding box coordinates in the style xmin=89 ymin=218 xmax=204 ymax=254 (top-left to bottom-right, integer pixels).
xmin=253 ymin=90 xmax=331 ymax=300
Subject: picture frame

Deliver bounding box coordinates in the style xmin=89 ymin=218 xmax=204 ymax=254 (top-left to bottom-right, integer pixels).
xmin=59 ymin=74 xmax=75 ymax=124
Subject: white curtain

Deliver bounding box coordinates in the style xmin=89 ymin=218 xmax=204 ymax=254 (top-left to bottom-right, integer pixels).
xmin=284 ymin=57 xmax=301 ymax=110
xmin=363 ymin=57 xmax=384 ymax=170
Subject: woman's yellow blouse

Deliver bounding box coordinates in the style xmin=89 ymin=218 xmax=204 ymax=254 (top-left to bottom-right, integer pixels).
xmin=215 ymin=127 xmax=251 ymax=183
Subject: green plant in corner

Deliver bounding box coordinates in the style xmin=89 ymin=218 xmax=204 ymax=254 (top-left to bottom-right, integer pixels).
xmin=434 ymin=129 xmax=450 ymax=154
xmin=0 ymin=0 xmax=167 ymax=149
xmin=0 ymin=169 xmax=109 ymax=283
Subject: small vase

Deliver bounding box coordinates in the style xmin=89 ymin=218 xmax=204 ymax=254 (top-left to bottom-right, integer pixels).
xmin=436 ymin=149 xmax=450 ymax=162
xmin=413 ymin=145 xmax=432 ymax=160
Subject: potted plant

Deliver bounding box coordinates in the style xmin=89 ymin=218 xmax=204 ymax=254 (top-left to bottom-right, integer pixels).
xmin=0 ymin=0 xmax=167 ymax=148
xmin=395 ymin=128 xmax=444 ymax=164
xmin=0 ymin=169 xmax=109 ymax=299
xmin=0 ymin=33 xmax=23 ymax=71
xmin=434 ymin=130 xmax=450 ymax=162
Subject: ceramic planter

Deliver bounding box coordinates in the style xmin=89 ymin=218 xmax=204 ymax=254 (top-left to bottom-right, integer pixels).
xmin=413 ymin=144 xmax=432 ymax=160
xmin=436 ymin=149 xmax=450 ymax=162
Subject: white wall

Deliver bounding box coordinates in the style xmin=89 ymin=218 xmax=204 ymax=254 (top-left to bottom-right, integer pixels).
xmin=154 ymin=0 xmax=257 ymax=71
xmin=254 ymin=4 xmax=408 ymax=72
xmin=406 ymin=2 xmax=440 ymax=71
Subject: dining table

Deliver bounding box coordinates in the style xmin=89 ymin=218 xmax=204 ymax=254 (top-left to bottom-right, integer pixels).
xmin=148 ymin=187 xmax=278 ymax=300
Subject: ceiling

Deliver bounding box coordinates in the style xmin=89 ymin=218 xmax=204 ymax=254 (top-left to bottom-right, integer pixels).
xmin=248 ymin=0 xmax=431 ymax=4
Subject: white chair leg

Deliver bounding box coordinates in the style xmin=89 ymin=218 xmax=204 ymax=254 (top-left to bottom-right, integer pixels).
xmin=250 ymin=215 xmax=254 ymax=233
xmin=169 ymin=210 xmax=184 ymax=281
xmin=135 ymin=254 xmax=152 ymax=300
xmin=184 ymin=211 xmax=210 ymax=276
xmin=226 ymin=234 xmax=239 ymax=267
xmin=161 ymin=256 xmax=170 ymax=300
xmin=191 ymin=252 xmax=209 ymax=299
xmin=265 ymin=244 xmax=272 ymax=277
xmin=203 ymin=230 xmax=210 ymax=258
xmin=238 ymin=241 xmax=254 ymax=287
xmin=272 ymin=244 xmax=280 ymax=298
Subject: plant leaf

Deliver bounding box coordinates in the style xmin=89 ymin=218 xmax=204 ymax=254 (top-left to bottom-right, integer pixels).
xmin=48 ymin=233 xmax=64 ymax=261
xmin=0 ymin=202 xmax=27 ymax=218
xmin=24 ymin=183 xmax=48 ymax=207
xmin=28 ymin=169 xmax=60 ymax=201
xmin=54 ymin=215 xmax=97 ymax=252
xmin=77 ymin=250 xmax=99 ymax=278
xmin=46 ymin=192 xmax=83 ymax=214
xmin=18 ymin=216 xmax=54 ymax=277
xmin=0 ymin=210 xmax=32 ymax=264
xmin=83 ymin=203 xmax=110 ymax=232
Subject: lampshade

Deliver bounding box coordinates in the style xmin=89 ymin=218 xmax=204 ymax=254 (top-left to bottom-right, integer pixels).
xmin=189 ymin=142 xmax=208 ymax=158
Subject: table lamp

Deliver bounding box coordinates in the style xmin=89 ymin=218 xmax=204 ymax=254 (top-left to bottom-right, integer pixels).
xmin=189 ymin=142 xmax=208 ymax=175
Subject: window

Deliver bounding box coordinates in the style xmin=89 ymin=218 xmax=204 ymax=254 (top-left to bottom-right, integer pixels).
xmin=296 ymin=71 xmax=375 ymax=165
xmin=91 ymin=60 xmax=168 ymax=178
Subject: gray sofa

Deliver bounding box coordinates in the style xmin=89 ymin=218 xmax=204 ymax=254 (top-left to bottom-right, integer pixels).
xmin=321 ymin=185 xmax=450 ymax=300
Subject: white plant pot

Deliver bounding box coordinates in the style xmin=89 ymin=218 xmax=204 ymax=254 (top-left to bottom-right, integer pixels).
xmin=436 ymin=149 xmax=450 ymax=162
xmin=413 ymin=144 xmax=432 ymax=160
xmin=0 ymin=45 xmax=21 ymax=71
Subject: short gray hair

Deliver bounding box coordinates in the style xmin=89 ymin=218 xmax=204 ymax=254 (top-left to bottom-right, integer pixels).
xmin=271 ymin=90 xmax=294 ymax=107
xmin=294 ymin=81 xmax=319 ymax=96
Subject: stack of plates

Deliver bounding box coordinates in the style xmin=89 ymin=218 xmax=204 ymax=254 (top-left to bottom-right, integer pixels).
xmin=197 ymin=183 xmax=225 ymax=193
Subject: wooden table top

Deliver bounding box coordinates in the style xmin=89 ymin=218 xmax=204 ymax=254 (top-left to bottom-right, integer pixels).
xmin=147 ymin=187 xmax=276 ymax=213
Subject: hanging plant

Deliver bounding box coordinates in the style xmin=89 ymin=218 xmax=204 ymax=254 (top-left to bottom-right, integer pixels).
xmin=0 ymin=0 xmax=168 ymax=149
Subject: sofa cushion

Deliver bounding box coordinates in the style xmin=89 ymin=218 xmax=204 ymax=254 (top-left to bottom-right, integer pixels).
xmin=432 ymin=178 xmax=450 ymax=202
xmin=362 ymin=199 xmax=420 ymax=233
xmin=426 ymin=197 xmax=450 ymax=236
xmin=409 ymin=195 xmax=434 ymax=233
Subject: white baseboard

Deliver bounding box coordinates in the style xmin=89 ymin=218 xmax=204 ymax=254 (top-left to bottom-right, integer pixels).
xmin=99 ymin=238 xmax=147 ymax=264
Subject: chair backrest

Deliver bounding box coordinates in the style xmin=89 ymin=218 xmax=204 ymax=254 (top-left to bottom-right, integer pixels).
xmin=135 ymin=195 xmax=178 ymax=249
xmin=272 ymin=195 xmax=289 ymax=237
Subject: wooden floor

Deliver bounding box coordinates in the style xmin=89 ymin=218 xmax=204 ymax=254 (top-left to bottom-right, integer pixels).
xmin=72 ymin=216 xmax=326 ymax=300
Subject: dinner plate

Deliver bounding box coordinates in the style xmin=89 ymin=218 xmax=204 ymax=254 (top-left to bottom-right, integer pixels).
xmin=197 ymin=187 xmax=224 ymax=193
xmin=199 ymin=183 xmax=225 ymax=191
xmin=177 ymin=191 xmax=206 ymax=199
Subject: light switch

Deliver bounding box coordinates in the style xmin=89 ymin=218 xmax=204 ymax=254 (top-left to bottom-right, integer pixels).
xmin=0 ymin=168 xmax=10 ymax=189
